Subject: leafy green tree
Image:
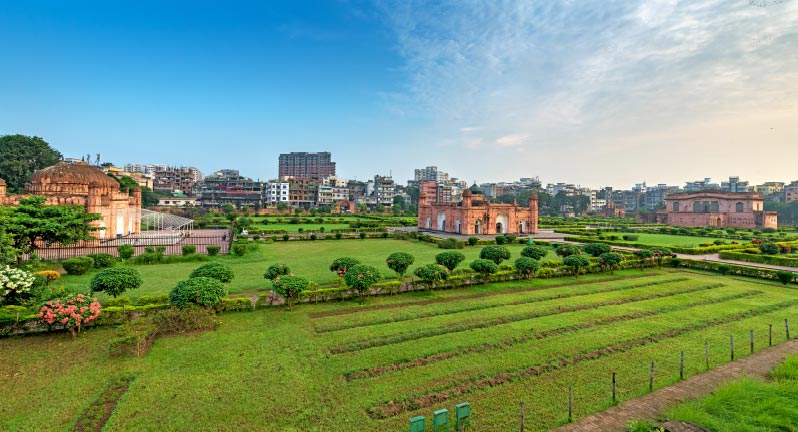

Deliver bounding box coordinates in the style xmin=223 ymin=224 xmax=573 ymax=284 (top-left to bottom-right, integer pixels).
xmin=330 ymin=257 xmax=360 ymax=277
xmin=169 ymin=277 xmax=228 ymax=308
xmin=343 ymin=264 xmax=382 ymax=304
xmin=555 ymin=244 xmax=582 ymax=257
xmin=413 ymin=263 xmax=449 ymax=289
xmin=583 ymin=243 xmax=611 ymax=257
xmin=190 ymin=263 xmax=235 ymax=283
xmin=470 ymin=259 xmax=499 ymax=280
xmin=264 ymin=263 xmax=291 ymax=280
xmin=479 ymin=245 xmax=511 ymax=264
xmin=89 ymin=267 xmax=143 ymax=298
xmin=5 ymin=197 xmax=101 ymax=262
xmin=0 ymin=211 xmax=17 ymax=265
xmin=634 ymin=249 xmax=654 ymax=270
xmin=521 ymin=245 xmax=547 ymax=260
xmin=514 ymin=257 xmax=540 ymax=279
xmin=776 ymin=271 xmax=795 ymax=286
xmin=563 ymin=254 xmax=590 ymax=278
xmin=648 ymin=247 xmax=672 ymax=268
xmin=375 ymin=203 xmax=385 ymax=213
xmin=598 ymin=252 xmax=623 ymax=274
xmin=140 ymin=186 xmax=160 ymax=207
xmin=0 ymin=134 xmax=62 ymax=193
xmin=435 ymin=251 xmax=466 ymax=271
xmin=386 ymin=252 xmax=414 ymax=277
xmin=272 ymin=275 xmax=310 ymax=310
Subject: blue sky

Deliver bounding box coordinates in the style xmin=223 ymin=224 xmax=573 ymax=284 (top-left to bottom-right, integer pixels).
xmin=1 ymin=1 xmax=797 ymax=188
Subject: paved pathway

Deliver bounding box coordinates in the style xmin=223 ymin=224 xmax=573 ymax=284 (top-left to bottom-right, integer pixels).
xmin=550 ymin=339 xmax=798 ymax=432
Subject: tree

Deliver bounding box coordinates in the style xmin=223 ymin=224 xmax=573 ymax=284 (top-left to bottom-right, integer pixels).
xmin=758 ymin=242 xmax=780 ymax=255
xmin=276 ymin=202 xmax=289 ymax=211
xmin=584 ymin=243 xmax=611 ymax=257
xmin=375 ymin=203 xmax=385 ymax=213
xmin=264 ymin=263 xmax=291 ymax=280
xmin=89 ymin=267 xmax=143 ymax=298
xmin=470 ymin=259 xmax=499 ymax=280
xmin=330 ymin=257 xmax=360 ymax=277
xmin=386 ymin=252 xmax=415 ymax=277
xmin=435 ymin=251 xmax=466 ymax=271
xmin=598 ymin=252 xmax=623 ymax=274
xmin=521 ymin=245 xmax=547 ymax=260
xmin=272 ymin=275 xmax=310 ymax=310
xmin=413 ymin=263 xmax=449 ymax=289
xmin=0 ymin=211 xmax=17 ymax=265
xmin=479 ymin=245 xmax=511 ymax=265
xmin=5 ymin=197 xmax=101 ymax=262
xmin=648 ymin=247 xmax=672 ymax=268
xmin=0 ymin=134 xmax=62 ymax=193
xmin=634 ymin=249 xmax=654 ymax=270
xmin=563 ymin=254 xmax=590 ymax=278
xmin=190 ymin=263 xmax=235 ymax=283
xmin=169 ymin=277 xmax=228 ymax=308
xmin=514 ymin=257 xmax=540 ymax=279
xmin=555 ymin=244 xmax=581 ymax=257
xmin=140 ymin=186 xmax=160 ymax=207
xmin=343 ymin=264 xmax=382 ymax=304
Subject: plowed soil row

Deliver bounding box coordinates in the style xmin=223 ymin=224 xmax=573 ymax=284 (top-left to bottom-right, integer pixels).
xmin=344 ymin=290 xmax=761 ymax=381
xmin=308 ymin=273 xmax=660 ymax=318
xmin=329 ymin=283 xmax=724 ymax=354
xmin=73 ymin=376 xmax=133 ymax=432
xmin=315 ymin=277 xmax=689 ymax=333
xmin=367 ymin=299 xmax=798 ymax=419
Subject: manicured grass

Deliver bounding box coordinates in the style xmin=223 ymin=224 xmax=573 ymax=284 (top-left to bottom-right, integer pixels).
xmin=4 ymin=269 xmax=798 ymax=431
xmin=57 ymin=239 xmax=561 ymax=300
xmin=666 ymin=356 xmax=798 ymax=431
xmin=607 ymin=232 xmax=746 ymax=248
xmin=249 ymin=223 xmax=353 ymax=233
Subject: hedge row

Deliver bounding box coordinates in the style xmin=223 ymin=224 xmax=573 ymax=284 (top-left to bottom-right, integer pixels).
xmin=562 ymin=236 xmax=750 ymax=255
xmin=717 ymin=251 xmax=798 ymax=268
xmin=674 ymin=258 xmax=797 ymax=284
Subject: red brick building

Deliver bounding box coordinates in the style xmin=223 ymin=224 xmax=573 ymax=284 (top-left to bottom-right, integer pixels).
xmin=664 ymin=191 xmax=777 ymax=229
xmin=418 ymin=184 xmax=538 ymax=235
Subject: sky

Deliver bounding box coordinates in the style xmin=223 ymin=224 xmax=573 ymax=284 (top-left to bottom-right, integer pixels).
xmin=1 ymin=0 xmax=796 ymax=189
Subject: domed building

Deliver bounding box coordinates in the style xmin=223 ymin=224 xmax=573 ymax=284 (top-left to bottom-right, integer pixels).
xmin=418 ymin=183 xmax=538 ymax=235
xmin=0 ymin=162 xmax=141 ymax=239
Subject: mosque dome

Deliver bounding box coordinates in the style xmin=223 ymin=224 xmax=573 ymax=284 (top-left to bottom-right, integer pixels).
xmin=469 ymin=183 xmax=483 ymax=195
xmin=29 ymin=162 xmax=118 ymax=189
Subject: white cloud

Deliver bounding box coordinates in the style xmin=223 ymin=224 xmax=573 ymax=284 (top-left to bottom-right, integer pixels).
xmin=495 ymin=133 xmax=527 ymax=147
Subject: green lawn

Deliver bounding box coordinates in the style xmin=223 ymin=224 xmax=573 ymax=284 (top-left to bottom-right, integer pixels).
xmin=3 ymin=268 xmax=798 ymax=431
xmin=58 ymin=239 xmax=561 ymax=300
xmin=605 ymin=232 xmax=747 ymax=248
xmin=249 ymin=223 xmax=354 ymax=233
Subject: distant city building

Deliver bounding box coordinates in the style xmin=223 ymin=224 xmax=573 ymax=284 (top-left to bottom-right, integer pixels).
xmin=198 ymin=169 xmax=263 ymax=209
xmin=663 ymin=191 xmax=777 ymax=229
xmin=414 ymin=166 xmax=449 ymax=183
xmin=286 ymin=177 xmax=319 ymax=208
xmin=153 ymin=166 xmax=203 ymax=195
xmin=265 ymin=181 xmax=289 ymax=206
xmin=418 ymin=184 xmax=538 ymax=235
xmin=278 ymin=152 xmax=336 ymax=179
xmin=785 ymin=181 xmax=798 ymax=203
xmin=721 ymin=176 xmax=749 ymax=193
xmin=373 ymin=175 xmax=396 ymax=206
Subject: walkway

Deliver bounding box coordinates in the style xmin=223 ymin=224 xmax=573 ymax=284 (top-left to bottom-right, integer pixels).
xmin=550 ymin=339 xmax=798 ymax=432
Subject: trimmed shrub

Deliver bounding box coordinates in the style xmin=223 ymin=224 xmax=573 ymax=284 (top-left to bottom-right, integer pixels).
xmin=117 ymin=244 xmax=135 ymax=260
xmin=514 ymin=257 xmax=540 ymax=278
xmin=435 ymin=251 xmax=466 ymax=271
xmin=622 ymin=234 xmax=639 ymax=241
xmin=467 ymin=237 xmax=479 ymax=246
xmin=359 ymin=232 xmax=367 ymax=239
xmin=563 ymin=254 xmax=590 ymax=277
xmin=283 ymin=234 xmax=290 ymax=242
xmin=438 ymin=238 xmax=465 ymax=249
xmin=597 ymin=252 xmax=623 ymax=274
xmin=583 ymin=243 xmax=611 ymax=257
xmin=181 ymin=245 xmax=197 ymax=256
xmin=504 ymin=234 xmax=517 ymax=244
xmin=62 ymin=256 xmax=95 ymax=275
xmin=521 ymin=245 xmax=548 ymax=260
xmin=414 ymin=263 xmax=449 ymax=288
xmin=206 ymin=245 xmax=221 ymax=256
xmin=189 ymin=263 xmax=235 ymax=283
xmin=151 ymin=306 xmax=218 ymax=335
xmin=232 ymin=242 xmax=247 ymax=256
xmin=87 ymin=253 xmax=116 ymax=268
xmin=386 ymin=252 xmax=415 ymax=277
xmin=169 ymin=277 xmax=228 ymax=308
xmin=343 ymin=265 xmax=382 ymax=304
xmin=555 ymin=244 xmax=582 ymax=257
xmin=759 ymin=242 xmax=780 ymax=255
xmin=264 ymin=263 xmax=291 ymax=280
xmin=717 ymin=264 xmax=732 ymax=275
xmin=330 ymin=257 xmax=360 ymax=277
xmin=495 ymin=235 xmax=506 ymax=245
xmin=479 ymin=245 xmax=511 ymax=264
xmin=272 ymin=275 xmax=310 ymax=309
xmin=470 ymin=259 xmax=499 ymax=278
xmin=776 ymin=271 xmax=795 ymax=285
xmin=335 ymin=232 xmax=343 ymax=240
xmin=90 ymin=267 xmax=143 ymax=298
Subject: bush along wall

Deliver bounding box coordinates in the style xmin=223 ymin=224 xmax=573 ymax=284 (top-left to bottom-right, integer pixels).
xmin=718 ymin=251 xmax=798 ymax=268
xmin=562 ymin=236 xmax=750 ymax=255
xmin=674 ymin=258 xmax=797 ymax=284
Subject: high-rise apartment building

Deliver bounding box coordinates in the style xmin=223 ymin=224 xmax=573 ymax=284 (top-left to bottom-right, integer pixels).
xmin=278 ymin=152 xmax=336 ymax=179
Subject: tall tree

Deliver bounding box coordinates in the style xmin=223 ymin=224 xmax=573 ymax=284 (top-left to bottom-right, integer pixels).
xmin=0 ymin=135 xmax=62 ymax=193
xmin=5 ymin=196 xmax=101 ymax=261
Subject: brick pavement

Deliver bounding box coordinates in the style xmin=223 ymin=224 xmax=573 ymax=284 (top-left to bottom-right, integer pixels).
xmin=550 ymin=339 xmax=798 ymax=432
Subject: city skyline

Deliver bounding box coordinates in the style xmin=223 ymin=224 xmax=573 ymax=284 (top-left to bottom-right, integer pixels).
xmin=1 ymin=1 xmax=797 ymax=188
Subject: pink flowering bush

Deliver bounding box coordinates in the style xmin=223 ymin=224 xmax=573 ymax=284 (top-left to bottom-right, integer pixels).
xmin=37 ymin=293 xmax=101 ymax=338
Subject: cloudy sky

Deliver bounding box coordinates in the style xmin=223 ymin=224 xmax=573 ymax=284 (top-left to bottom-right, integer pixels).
xmin=1 ymin=0 xmax=796 ymax=188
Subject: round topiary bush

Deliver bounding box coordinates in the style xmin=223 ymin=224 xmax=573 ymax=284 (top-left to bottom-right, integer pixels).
xmin=495 ymin=235 xmax=506 ymax=245
xmin=264 ymin=263 xmax=291 ymax=280
xmin=62 ymin=256 xmax=95 ymax=275
xmin=479 ymin=245 xmax=511 ymax=264
xmin=206 ymin=245 xmax=221 ymax=256
xmin=435 ymin=251 xmax=466 ymax=271
xmin=89 ymin=267 xmax=143 ymax=298
xmin=189 ymin=263 xmax=235 ymax=283
xmin=521 ymin=245 xmax=547 ymax=260
xmin=117 ymin=244 xmax=135 ymax=260
xmin=470 ymin=259 xmax=499 ymax=278
xmin=386 ymin=252 xmax=415 ymax=277
xmin=232 ymin=242 xmax=247 ymax=256
xmin=514 ymin=257 xmax=540 ymax=278
xmin=169 ymin=277 xmax=228 ymax=308
xmin=182 ymin=245 xmax=197 ymax=256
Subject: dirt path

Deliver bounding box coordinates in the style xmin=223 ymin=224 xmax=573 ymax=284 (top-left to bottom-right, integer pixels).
xmin=549 ymin=339 xmax=798 ymax=432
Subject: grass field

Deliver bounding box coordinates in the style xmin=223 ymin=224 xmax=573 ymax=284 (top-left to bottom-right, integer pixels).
xmin=3 ymin=268 xmax=798 ymax=431
xmin=249 ymin=223 xmax=354 ymax=233
xmin=58 ymin=239 xmax=561 ymax=300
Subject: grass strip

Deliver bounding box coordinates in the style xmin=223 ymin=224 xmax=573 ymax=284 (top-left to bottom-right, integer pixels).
xmin=329 ymin=283 xmax=725 ymax=354
xmin=308 ymin=273 xmax=660 ymax=318
xmin=345 ymin=290 xmax=762 ymax=381
xmin=73 ymin=375 xmax=133 ymax=432
xmin=316 ymin=277 xmax=690 ymax=333
xmin=367 ymin=299 xmax=798 ymax=419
